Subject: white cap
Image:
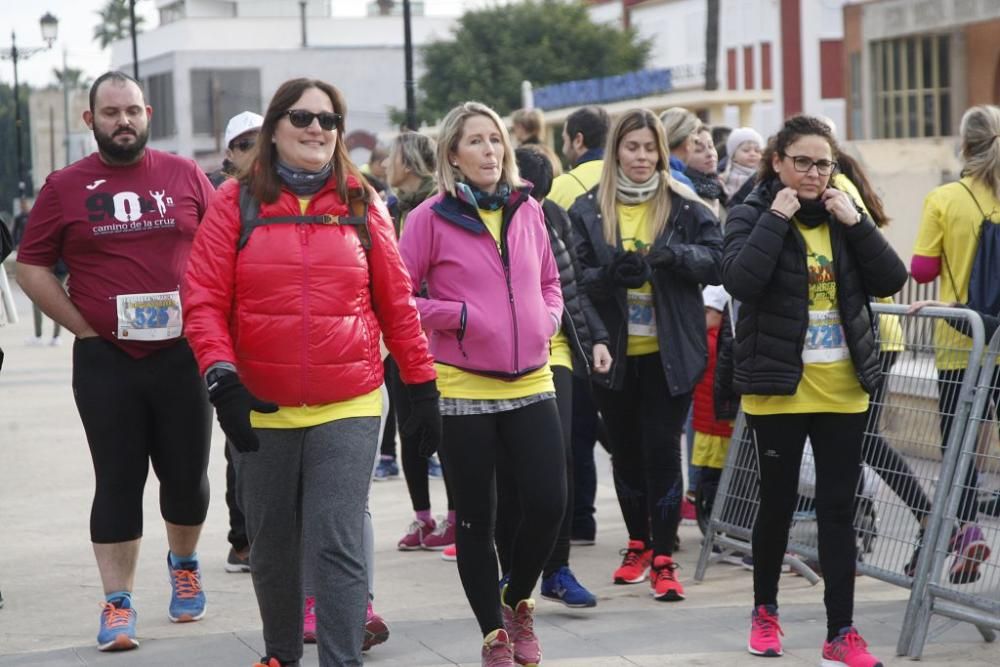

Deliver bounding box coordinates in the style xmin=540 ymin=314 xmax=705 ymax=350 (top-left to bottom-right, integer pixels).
xmin=726 ymin=127 xmax=764 ymax=161
xmin=702 ymin=284 xmax=729 ymax=312
xmin=224 ymin=111 xmax=264 ymax=148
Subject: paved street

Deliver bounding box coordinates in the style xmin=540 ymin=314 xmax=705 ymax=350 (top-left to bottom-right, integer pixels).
xmin=1 ymin=268 xmax=997 ymax=666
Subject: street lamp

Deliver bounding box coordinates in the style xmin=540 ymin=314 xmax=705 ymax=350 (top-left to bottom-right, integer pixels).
xmin=2 ymin=12 xmax=59 ymax=199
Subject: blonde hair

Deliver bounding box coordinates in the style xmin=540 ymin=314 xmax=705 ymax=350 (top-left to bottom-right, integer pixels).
xmin=959 ymin=105 xmax=1000 ymax=195
xmin=512 ymin=107 xmax=546 ymax=143
xmin=436 ymin=102 xmax=523 ymax=197
xmin=659 ymin=107 xmax=701 ymax=152
xmin=598 ymin=108 xmax=705 ymax=245
xmin=389 ymin=131 xmax=436 ymax=183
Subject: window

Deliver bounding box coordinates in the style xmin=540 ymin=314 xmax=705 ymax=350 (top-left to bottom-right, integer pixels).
xmin=743 ymin=46 xmax=754 ymax=90
xmin=190 ymin=70 xmax=262 ymax=140
xmin=145 ymin=72 xmax=175 ymax=139
xmin=871 ymin=34 xmax=951 ymax=138
xmin=761 ymin=42 xmax=772 ymax=90
xmin=159 ymin=1 xmax=185 ymax=25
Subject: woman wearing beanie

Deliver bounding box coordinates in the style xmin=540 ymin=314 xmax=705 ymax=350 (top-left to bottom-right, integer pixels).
xmin=721 ymin=126 xmax=764 ymax=201
xmin=659 ymin=106 xmax=699 ymax=188
xmin=570 ymin=108 xmax=723 ymax=603
xmin=183 ymin=78 xmax=441 ymax=667
xmin=398 ymin=101 xmax=567 ymax=667
xmin=723 ymin=114 xmax=907 ymax=666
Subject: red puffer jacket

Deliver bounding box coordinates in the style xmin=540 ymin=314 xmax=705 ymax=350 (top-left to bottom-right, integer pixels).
xmin=692 ymin=325 xmax=734 ymax=437
xmin=183 ymin=176 xmax=435 ymax=406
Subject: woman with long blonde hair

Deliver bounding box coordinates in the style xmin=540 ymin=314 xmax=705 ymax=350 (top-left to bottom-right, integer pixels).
xmin=569 ymin=108 xmax=722 ymax=603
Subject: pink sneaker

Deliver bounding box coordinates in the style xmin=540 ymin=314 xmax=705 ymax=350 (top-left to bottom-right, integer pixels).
xmin=949 ymin=523 xmax=991 ymax=584
xmin=501 ymin=588 xmax=541 ymax=667
xmin=681 ymin=496 xmax=697 ymax=525
xmin=821 ymin=627 xmax=883 ymax=667
xmin=422 ymin=516 xmax=455 ymax=550
xmin=397 ymin=518 xmax=436 ymax=551
xmin=303 ymin=596 xmax=316 ymax=644
xmin=362 ymin=602 xmax=390 ymax=651
xmin=441 ymin=543 xmax=457 ymax=561
xmin=481 ymin=628 xmax=515 ymax=666
xmin=747 ymin=604 xmax=783 ymax=657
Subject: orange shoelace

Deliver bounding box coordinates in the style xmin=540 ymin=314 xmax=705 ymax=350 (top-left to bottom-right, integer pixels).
xmin=171 ymin=567 xmax=202 ymax=599
xmin=101 ymin=602 xmax=132 ymax=629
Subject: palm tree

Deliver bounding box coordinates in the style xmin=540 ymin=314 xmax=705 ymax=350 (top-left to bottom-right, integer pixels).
xmin=93 ymin=0 xmax=145 ymax=49
xmin=52 ymin=67 xmax=91 ymax=89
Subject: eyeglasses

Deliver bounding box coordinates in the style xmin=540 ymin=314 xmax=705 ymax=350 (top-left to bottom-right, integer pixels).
xmin=231 ymin=138 xmax=256 ymax=152
xmin=782 ymin=153 xmax=837 ymax=175
xmin=284 ymin=109 xmax=342 ymax=131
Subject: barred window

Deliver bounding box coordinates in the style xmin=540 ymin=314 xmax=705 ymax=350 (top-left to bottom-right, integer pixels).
xmin=190 ymin=69 xmax=262 ymax=141
xmin=871 ymin=34 xmax=951 ymax=139
xmin=145 ymin=72 xmax=176 ymax=140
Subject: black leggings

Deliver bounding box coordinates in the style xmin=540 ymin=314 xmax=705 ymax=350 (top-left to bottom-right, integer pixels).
xmin=72 ymin=338 xmax=212 ymax=543
xmin=496 ymin=365 xmax=574 ymax=577
xmin=388 ymin=359 xmax=454 ymax=513
xmin=749 ymin=411 xmax=866 ymax=638
xmin=380 ymin=357 xmax=398 ymax=459
xmin=861 ymin=351 xmax=932 ymax=523
xmin=440 ymin=398 xmax=566 ymax=635
xmin=594 ymin=353 xmax=690 ymax=557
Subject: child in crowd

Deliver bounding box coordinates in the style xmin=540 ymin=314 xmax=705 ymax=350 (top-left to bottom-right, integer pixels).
xmin=721 ymin=127 xmax=764 ymax=199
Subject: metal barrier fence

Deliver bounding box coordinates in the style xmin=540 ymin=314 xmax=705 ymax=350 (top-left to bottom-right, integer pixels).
xmin=694 ymin=303 xmax=997 ymax=657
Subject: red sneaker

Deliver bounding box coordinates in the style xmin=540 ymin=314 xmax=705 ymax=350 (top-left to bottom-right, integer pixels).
xmin=481 ymin=628 xmax=515 ymax=667
xmin=821 ymin=627 xmax=883 ymax=667
xmin=613 ymin=540 xmax=652 ymax=584
xmin=650 ymin=555 xmax=685 ymax=601
xmin=748 ymin=604 xmax=783 ymax=657
xmin=303 ymin=596 xmax=316 ymax=644
xmin=501 ymin=590 xmax=541 ymax=667
xmin=441 ymin=543 xmax=457 ymax=562
xmin=362 ymin=601 xmax=390 ymax=651
xmin=397 ymin=518 xmax=436 ymax=550
xmin=422 ymin=517 xmax=455 ymax=550
xmin=681 ymin=496 xmax=698 ymax=525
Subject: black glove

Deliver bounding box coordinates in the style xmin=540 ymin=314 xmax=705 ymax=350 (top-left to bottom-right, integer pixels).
xmin=401 ymin=379 xmax=443 ymax=457
xmin=609 ymin=251 xmax=652 ymax=288
xmin=207 ymin=371 xmax=279 ymax=453
xmin=646 ymin=247 xmax=676 ymax=269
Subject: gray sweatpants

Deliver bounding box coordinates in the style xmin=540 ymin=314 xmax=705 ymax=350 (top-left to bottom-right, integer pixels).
xmin=235 ymin=416 xmax=380 ymax=667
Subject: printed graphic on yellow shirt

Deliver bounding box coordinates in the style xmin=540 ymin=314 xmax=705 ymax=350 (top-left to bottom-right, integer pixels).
xmin=618 ymin=201 xmax=659 ymax=355
xmin=802 ymin=246 xmax=849 ymax=364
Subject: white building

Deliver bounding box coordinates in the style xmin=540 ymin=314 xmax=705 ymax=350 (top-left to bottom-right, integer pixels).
xmin=109 ymin=0 xmax=457 ymax=163
xmin=28 ymin=88 xmax=96 ymax=194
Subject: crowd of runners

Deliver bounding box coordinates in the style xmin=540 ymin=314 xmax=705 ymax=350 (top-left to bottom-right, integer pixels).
xmin=3 ymin=69 xmax=1000 ymax=667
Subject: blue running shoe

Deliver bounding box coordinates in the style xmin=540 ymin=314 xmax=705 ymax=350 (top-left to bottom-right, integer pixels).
xmin=97 ymin=597 xmax=138 ymax=651
xmin=427 ymin=455 xmax=444 ymax=479
xmin=373 ymin=457 xmax=400 ymax=481
xmin=541 ymin=566 xmax=597 ymax=608
xmin=167 ymin=554 xmax=206 ymax=622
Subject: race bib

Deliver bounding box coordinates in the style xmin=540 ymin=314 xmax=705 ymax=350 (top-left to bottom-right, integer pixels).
xmin=116 ymin=290 xmax=183 ymax=341
xmin=627 ymin=290 xmax=656 ymax=337
xmin=802 ymin=309 xmax=849 ymax=364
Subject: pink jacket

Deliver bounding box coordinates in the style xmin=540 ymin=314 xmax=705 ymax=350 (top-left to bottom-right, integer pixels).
xmin=399 ymin=188 xmax=563 ymax=378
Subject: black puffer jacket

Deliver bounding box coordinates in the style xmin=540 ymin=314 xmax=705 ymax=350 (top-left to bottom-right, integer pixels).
xmin=542 ymin=199 xmax=609 ymax=377
xmin=570 ymin=189 xmax=723 ymax=395
xmin=722 ymin=179 xmax=908 ymax=396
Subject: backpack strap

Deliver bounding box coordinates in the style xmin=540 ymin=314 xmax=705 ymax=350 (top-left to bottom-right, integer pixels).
xmin=237 ymin=184 xmax=372 ymax=251
xmin=957 ymin=180 xmax=988 ymax=219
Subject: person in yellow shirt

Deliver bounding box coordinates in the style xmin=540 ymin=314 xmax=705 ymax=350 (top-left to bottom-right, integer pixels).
xmin=548 ymin=106 xmax=610 ymax=209
xmin=910 ymin=104 xmax=1000 ymax=585
xmin=723 ymin=114 xmax=907 ymax=663
xmin=569 ymin=108 xmax=723 ymax=603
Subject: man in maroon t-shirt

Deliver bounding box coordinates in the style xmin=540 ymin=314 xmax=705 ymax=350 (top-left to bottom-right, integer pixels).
xmin=17 ymin=71 xmax=215 ymax=653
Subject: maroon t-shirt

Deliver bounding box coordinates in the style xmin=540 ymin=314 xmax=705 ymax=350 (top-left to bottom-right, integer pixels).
xmin=18 ymin=149 xmax=215 ymax=358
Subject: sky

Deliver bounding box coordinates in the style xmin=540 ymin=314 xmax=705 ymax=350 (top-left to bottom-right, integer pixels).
xmin=2 ymin=0 xmax=496 ymax=89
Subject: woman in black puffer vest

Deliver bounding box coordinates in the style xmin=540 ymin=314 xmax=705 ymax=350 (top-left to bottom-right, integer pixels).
xmin=722 ymin=115 xmax=907 ymax=663
xmin=494 ymin=147 xmax=612 ymax=609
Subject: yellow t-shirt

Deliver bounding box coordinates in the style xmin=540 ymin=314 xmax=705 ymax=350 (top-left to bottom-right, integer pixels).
xmin=251 ymin=197 xmax=384 ymax=428
xmin=433 ymin=206 xmax=556 ymax=399
xmin=549 ymin=160 xmax=604 ymax=209
xmin=549 ymin=331 xmax=573 ymax=370
xmin=914 ymin=176 xmax=1000 ymax=369
xmin=742 ymin=221 xmax=869 ymax=415
xmin=692 ymin=431 xmax=731 ymax=469
xmin=618 ymin=201 xmax=660 ymax=356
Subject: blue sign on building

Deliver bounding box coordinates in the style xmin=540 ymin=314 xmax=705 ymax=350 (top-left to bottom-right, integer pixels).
xmin=533 ymin=68 xmax=674 ymax=111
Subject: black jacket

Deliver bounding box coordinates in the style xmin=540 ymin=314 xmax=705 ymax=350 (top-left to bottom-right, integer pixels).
xmin=570 ymin=189 xmax=724 ymax=395
xmin=722 ymin=179 xmax=908 ymax=396
xmin=542 ymin=199 xmax=609 ymax=377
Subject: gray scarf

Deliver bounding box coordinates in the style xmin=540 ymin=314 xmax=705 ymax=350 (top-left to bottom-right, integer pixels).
xmin=616 ymin=166 xmax=661 ymax=205
xmin=276 ymin=160 xmax=333 ymax=196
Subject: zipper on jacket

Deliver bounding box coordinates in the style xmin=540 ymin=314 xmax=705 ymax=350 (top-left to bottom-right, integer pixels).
xmin=499 ymin=244 xmax=520 ymax=373
xmin=299 ymin=223 xmax=310 ymax=405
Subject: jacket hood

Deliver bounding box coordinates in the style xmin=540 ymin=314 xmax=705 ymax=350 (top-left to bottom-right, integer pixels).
xmin=742 ymin=176 xmax=782 ymax=210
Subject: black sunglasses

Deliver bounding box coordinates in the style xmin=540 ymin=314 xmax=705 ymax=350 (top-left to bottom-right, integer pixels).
xmin=230 ymin=138 xmax=256 ymax=152
xmin=284 ymin=109 xmax=342 ymax=131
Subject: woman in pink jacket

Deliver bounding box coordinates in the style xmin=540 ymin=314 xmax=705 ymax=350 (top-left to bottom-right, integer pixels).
xmin=399 ymin=101 xmax=565 ymax=667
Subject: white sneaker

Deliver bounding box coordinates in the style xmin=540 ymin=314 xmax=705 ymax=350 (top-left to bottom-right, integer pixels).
xmin=24 ymin=336 xmax=44 ymax=347
xmin=50 ymin=336 xmax=63 ymax=347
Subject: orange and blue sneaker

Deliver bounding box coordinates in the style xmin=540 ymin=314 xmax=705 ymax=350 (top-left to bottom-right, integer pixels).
xmin=167 ymin=553 xmax=206 ymax=622
xmin=821 ymin=627 xmax=883 ymax=667
xmin=747 ymin=604 xmax=783 ymax=657
xmin=97 ymin=596 xmax=138 ymax=652
xmin=613 ymin=539 xmax=653 ymax=584
xmin=303 ymin=595 xmax=317 ymax=643
xmin=650 ymin=555 xmax=685 ymax=601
